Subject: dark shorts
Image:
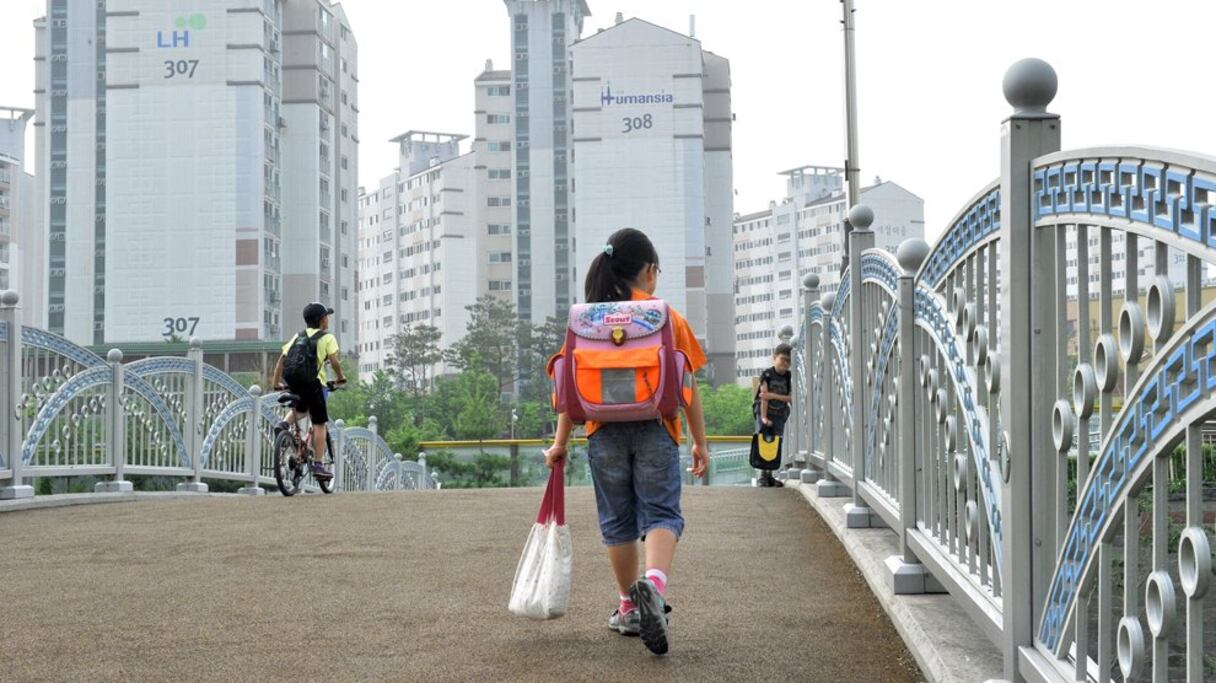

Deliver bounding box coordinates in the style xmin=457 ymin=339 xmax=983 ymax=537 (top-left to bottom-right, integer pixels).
xmin=288 ymin=380 xmax=329 ymax=425
xmin=587 ymin=421 xmax=684 ymax=546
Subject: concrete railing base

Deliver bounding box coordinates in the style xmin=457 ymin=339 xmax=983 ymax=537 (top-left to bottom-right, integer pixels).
xmin=885 ymin=556 xmax=947 ymax=595
xmin=817 ymin=478 xmax=849 ymax=497
xmin=176 ymin=482 xmax=209 ymax=493
xmin=94 ymin=480 xmax=133 ymax=494
xmin=800 ymin=468 xmax=823 ymax=484
xmin=0 ymin=485 xmax=34 ymax=500
xmin=238 ymin=486 xmax=266 ymax=496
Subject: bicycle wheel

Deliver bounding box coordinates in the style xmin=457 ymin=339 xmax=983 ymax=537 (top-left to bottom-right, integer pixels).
xmin=273 ymin=431 xmax=302 ymax=497
xmin=318 ymin=431 xmax=336 ymax=494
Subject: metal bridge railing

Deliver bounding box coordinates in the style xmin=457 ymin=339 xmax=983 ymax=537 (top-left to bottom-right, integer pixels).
xmin=0 ymin=315 xmax=433 ymax=497
xmin=783 ymin=60 xmax=1215 ymax=682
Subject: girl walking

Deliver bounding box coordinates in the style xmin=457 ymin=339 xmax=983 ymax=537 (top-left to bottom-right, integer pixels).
xmin=545 ymin=228 xmax=710 ymax=655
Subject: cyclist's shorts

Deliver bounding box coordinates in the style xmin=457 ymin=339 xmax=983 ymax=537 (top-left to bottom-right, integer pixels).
xmin=288 ymin=380 xmax=329 ymax=425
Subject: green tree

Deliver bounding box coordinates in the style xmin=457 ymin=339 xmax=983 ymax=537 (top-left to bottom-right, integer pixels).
xmin=447 ymin=295 xmax=523 ymax=392
xmin=450 ymin=370 xmax=505 ymax=440
xmin=699 ymin=381 xmax=756 ymax=436
xmin=385 ymin=324 xmax=444 ymax=399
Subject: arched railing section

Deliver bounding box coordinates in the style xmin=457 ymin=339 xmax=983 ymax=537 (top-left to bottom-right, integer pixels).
xmin=1032 ymin=147 xmax=1216 ymax=680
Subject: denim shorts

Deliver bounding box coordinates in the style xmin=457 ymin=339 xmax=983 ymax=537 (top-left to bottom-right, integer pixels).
xmin=587 ymin=421 xmax=685 ymax=546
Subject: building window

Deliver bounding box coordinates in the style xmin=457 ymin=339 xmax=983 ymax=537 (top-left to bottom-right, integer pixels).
xmin=488 ymin=224 xmax=511 ymax=235
xmin=488 ymin=169 xmax=511 ymax=180
xmin=487 ymin=141 xmax=511 ymax=152
xmin=489 ymin=280 xmax=512 ymax=291
xmin=489 ymin=252 xmax=512 ymax=263
xmin=486 ymin=114 xmax=510 ymax=124
xmin=487 ymin=197 xmax=511 ymax=207
xmin=487 ymin=85 xmax=510 ymax=96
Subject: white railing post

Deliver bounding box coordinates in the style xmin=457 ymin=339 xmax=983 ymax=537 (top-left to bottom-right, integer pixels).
xmin=332 ymin=419 xmax=345 ymax=491
xmin=366 ymin=416 xmax=378 ymax=492
xmin=177 ymin=338 xmax=208 ymax=492
xmin=0 ymin=290 xmax=32 ymax=499
xmin=998 ymin=59 xmax=1061 ymax=681
xmin=801 ymin=275 xmax=823 ymax=484
xmin=776 ymin=324 xmax=795 ymax=480
xmin=238 ymin=385 xmax=265 ymax=495
xmin=844 ymin=206 xmax=877 ymax=528
xmin=817 ymin=291 xmax=848 ymax=497
xmin=885 ymin=239 xmax=941 ymax=594
xmin=96 ymin=349 xmax=133 ymax=493
xmin=418 ymin=450 xmax=428 ymax=489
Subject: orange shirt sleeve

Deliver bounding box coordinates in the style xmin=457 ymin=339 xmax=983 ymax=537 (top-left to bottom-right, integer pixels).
xmin=669 ymin=308 xmax=707 ymax=373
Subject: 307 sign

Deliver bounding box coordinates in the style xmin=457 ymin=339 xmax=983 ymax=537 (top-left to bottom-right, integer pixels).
xmin=162 ymin=317 xmax=200 ymax=339
xmin=163 ymin=59 xmax=199 ymax=79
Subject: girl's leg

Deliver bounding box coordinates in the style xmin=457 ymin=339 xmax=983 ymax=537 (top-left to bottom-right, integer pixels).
xmin=643 ymin=528 xmax=677 ymax=576
xmin=607 ymin=542 xmax=639 ymax=594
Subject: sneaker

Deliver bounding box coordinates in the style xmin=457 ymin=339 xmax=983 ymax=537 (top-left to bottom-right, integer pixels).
xmin=630 ymin=578 xmax=671 ymax=655
xmin=771 ymin=477 xmax=784 ymax=488
xmin=310 ymin=461 xmax=333 ymax=480
xmin=608 ymin=608 xmax=640 ymax=636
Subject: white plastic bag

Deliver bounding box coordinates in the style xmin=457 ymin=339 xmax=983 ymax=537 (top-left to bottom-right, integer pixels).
xmin=508 ymin=464 xmax=572 ymax=620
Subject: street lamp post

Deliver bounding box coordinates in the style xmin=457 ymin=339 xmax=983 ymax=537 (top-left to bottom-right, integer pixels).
xmin=840 ymin=0 xmax=862 ymax=275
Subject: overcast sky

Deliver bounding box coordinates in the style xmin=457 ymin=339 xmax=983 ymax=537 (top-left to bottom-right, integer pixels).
xmin=1 ymin=0 xmax=1213 ymax=240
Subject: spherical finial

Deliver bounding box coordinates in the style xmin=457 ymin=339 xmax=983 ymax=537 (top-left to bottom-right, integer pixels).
xmin=1003 ymin=58 xmax=1057 ymax=115
xmin=0 ymin=290 xmax=19 ymax=306
xmin=369 ymin=416 xmax=378 ymax=427
xmin=847 ymin=205 xmax=874 ymax=231
xmin=802 ymin=273 xmax=820 ymax=291
xmin=189 ymin=336 xmax=202 ymax=349
xmin=249 ymin=384 xmax=262 ymax=397
xmin=334 ymin=419 xmax=346 ymax=429
xmin=896 ymin=238 xmax=932 ymax=275
xmin=106 ymin=348 xmax=123 ymax=363
xmin=790 ymin=333 xmax=801 ymax=346
xmin=778 ymin=325 xmax=794 ymax=340
xmin=821 ymin=292 xmax=836 ymax=310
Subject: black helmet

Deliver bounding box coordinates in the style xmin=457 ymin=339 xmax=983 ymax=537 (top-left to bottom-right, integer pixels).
xmin=303 ymin=302 xmax=334 ymax=327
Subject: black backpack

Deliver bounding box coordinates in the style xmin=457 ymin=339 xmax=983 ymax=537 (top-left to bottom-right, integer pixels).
xmin=283 ymin=330 xmax=324 ymax=386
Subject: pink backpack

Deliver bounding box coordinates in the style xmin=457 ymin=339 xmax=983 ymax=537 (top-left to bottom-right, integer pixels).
xmin=547 ymin=299 xmax=690 ymax=424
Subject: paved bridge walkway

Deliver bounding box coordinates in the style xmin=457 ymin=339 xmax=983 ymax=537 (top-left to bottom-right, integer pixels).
xmin=2 ymin=487 xmax=920 ymax=681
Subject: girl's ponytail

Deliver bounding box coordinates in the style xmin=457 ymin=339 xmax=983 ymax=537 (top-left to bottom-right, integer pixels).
xmin=584 ymin=228 xmax=660 ymax=303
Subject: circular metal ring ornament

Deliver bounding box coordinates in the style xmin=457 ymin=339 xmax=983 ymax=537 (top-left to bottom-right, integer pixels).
xmin=952 ymin=288 xmax=966 ymax=330
xmin=964 ymin=500 xmax=978 ymax=541
xmin=944 ymin=415 xmax=958 ymax=452
xmin=1117 ymin=616 xmax=1146 ymax=680
xmin=919 ymin=355 xmax=931 ymax=388
xmin=1119 ymin=302 xmax=1146 ymax=364
xmin=985 ymin=351 xmax=1001 ymax=394
xmin=1146 ymin=275 xmax=1175 ymax=345
xmin=954 ymin=453 xmax=968 ymax=492
xmin=963 ymin=303 xmax=978 ymax=342
xmin=971 ymin=325 xmax=989 ymax=366
xmin=1093 ymin=334 xmax=1119 ymax=393
xmin=1072 ymin=363 xmax=1098 ymax=420
xmin=1052 ymin=400 xmax=1075 ymax=453
xmin=1145 ymin=570 xmax=1177 ymax=639
xmin=1178 ymin=526 xmax=1212 ymax=599
xmin=935 ymin=389 xmax=949 ymax=424
xmin=927 ymin=369 xmax=939 ymax=397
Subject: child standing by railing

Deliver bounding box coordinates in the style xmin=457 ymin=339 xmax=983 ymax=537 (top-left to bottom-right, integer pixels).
xmin=544 ymin=228 xmax=710 ymax=656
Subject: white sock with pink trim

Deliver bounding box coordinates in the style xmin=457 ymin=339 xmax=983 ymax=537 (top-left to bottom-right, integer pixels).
xmin=644 ymin=568 xmax=668 ymax=596
xmin=619 ymin=593 xmax=636 ymax=614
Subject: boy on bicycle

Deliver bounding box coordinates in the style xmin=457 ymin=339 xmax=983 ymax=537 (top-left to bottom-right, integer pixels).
xmin=272 ymin=302 xmax=346 ymax=479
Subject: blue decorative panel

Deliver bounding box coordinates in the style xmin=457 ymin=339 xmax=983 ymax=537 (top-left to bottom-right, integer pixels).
xmin=921 ymin=186 xmax=1001 ymax=288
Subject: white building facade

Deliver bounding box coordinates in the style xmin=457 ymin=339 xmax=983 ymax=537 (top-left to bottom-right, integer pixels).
xmin=0 ymin=108 xmax=37 ymax=303
xmin=32 ymin=0 xmax=356 ymax=347
xmin=355 ymin=61 xmax=523 ymax=380
xmin=503 ymin=0 xmax=589 ymax=325
xmin=733 ymin=170 xmax=925 ymax=382
xmin=570 ymin=17 xmax=735 ymax=381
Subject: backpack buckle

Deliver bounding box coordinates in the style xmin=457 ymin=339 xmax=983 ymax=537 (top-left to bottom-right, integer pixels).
xmin=610 ymin=327 xmax=627 ymax=346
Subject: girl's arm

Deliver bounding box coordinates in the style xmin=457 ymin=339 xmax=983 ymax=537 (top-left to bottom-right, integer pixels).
xmin=545 ymin=412 xmax=574 ymax=469
xmin=686 ymin=382 xmax=709 ymax=476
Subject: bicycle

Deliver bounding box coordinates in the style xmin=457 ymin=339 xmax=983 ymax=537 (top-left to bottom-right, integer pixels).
xmin=272 ymin=382 xmax=343 ymax=497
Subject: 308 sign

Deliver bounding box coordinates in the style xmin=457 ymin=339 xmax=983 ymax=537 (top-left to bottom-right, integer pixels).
xmin=162 ymin=317 xmax=200 ymax=339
